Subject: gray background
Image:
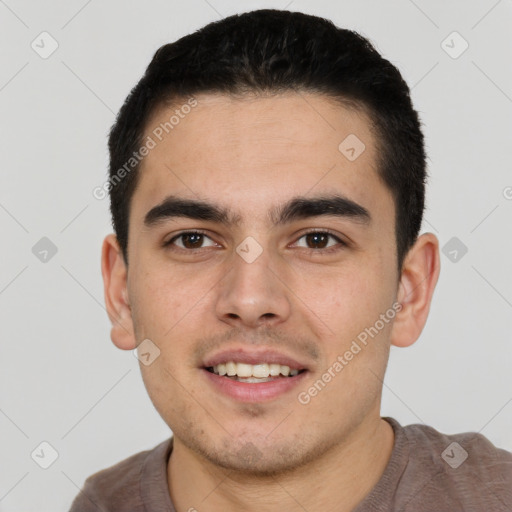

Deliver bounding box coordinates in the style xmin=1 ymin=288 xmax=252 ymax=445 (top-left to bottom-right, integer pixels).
xmin=1 ymin=0 xmax=511 ymax=510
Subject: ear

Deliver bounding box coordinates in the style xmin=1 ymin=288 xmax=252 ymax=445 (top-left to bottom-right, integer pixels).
xmin=101 ymin=234 xmax=136 ymax=350
xmin=390 ymin=232 xmax=440 ymax=348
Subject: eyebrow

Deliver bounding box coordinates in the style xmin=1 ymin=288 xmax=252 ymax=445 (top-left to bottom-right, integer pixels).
xmin=143 ymin=193 xmax=371 ymax=228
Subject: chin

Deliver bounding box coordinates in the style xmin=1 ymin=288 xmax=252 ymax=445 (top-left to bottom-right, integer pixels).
xmin=204 ymin=445 xmax=309 ymax=477
xmin=182 ymin=428 xmax=333 ymax=478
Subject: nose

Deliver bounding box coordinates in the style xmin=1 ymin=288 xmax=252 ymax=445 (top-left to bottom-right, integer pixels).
xmin=215 ymin=245 xmax=292 ymax=329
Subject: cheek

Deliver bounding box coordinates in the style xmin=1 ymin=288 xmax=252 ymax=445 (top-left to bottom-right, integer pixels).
xmin=138 ymin=359 xmax=188 ymax=434
xmin=129 ymin=266 xmax=197 ymax=340
xmin=293 ymin=263 xmax=386 ymax=335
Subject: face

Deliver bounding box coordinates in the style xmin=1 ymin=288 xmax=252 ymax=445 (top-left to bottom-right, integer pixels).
xmin=123 ymin=92 xmax=400 ymax=473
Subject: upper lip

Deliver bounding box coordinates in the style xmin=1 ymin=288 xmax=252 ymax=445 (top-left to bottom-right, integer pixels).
xmin=202 ymin=348 xmax=310 ymax=371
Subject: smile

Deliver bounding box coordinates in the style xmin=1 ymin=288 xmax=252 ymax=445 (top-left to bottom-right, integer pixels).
xmin=202 ymin=362 xmax=308 ymax=402
xmin=206 ymin=362 xmax=302 ymax=382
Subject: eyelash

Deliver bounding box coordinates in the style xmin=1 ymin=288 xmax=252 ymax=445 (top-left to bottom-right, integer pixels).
xmin=163 ymin=229 xmax=347 ymax=254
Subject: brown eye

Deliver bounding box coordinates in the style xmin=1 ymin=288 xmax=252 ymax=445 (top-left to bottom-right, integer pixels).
xmin=305 ymin=232 xmax=329 ymax=249
xmin=165 ymin=231 xmax=217 ymax=250
xmin=294 ymin=231 xmax=346 ymax=252
xmin=180 ymin=233 xmax=204 ymax=249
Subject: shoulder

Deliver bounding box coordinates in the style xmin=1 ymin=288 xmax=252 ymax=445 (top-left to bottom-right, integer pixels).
xmin=68 ymin=438 xmax=172 ymax=512
xmin=401 ymin=420 xmax=512 ymax=509
xmin=404 ymin=420 xmax=512 ymax=471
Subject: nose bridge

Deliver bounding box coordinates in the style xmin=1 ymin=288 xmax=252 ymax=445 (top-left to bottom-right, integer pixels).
xmin=215 ymin=236 xmax=291 ymax=327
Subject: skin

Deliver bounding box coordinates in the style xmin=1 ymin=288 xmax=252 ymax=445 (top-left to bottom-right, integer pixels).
xmin=102 ymin=92 xmax=440 ymax=511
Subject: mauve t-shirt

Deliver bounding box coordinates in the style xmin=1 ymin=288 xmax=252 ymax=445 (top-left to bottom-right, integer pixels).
xmin=68 ymin=417 xmax=512 ymax=511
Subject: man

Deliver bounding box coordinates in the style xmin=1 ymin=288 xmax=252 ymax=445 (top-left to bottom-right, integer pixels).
xmin=70 ymin=9 xmax=512 ymax=512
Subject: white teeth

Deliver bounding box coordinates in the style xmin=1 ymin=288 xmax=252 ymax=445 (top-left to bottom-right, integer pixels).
xmin=211 ymin=361 xmax=301 ymax=378
xmin=236 ymin=363 xmax=252 ymax=378
xmin=269 ymin=364 xmax=281 ymax=376
xmin=252 ymin=364 xmax=270 ymax=378
xmin=226 ymin=362 xmax=237 ymax=376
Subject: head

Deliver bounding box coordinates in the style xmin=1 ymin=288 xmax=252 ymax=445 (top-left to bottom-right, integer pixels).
xmin=102 ymin=9 xmax=439 ymax=474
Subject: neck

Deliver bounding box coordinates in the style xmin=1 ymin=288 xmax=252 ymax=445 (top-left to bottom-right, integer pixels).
xmin=167 ymin=415 xmax=395 ymax=512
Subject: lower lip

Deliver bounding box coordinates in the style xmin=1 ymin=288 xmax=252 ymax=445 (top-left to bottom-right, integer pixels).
xmin=202 ymin=369 xmax=308 ymax=402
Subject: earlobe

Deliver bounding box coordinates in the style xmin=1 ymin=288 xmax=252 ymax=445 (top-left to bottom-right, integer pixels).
xmin=390 ymin=232 xmax=440 ymax=348
xmin=101 ymin=234 xmax=137 ymax=350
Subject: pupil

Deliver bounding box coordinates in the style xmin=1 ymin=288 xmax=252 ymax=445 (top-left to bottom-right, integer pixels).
xmin=307 ymin=233 xmax=328 ymax=249
xmin=183 ymin=233 xmax=203 ymax=248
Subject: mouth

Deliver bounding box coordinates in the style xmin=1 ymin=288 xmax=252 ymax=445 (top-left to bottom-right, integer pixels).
xmin=205 ymin=362 xmax=306 ymax=383
xmin=201 ymin=351 xmax=310 ymax=402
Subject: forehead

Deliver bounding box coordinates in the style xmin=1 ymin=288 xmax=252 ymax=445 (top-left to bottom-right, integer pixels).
xmin=130 ymin=92 xmax=392 ymax=230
